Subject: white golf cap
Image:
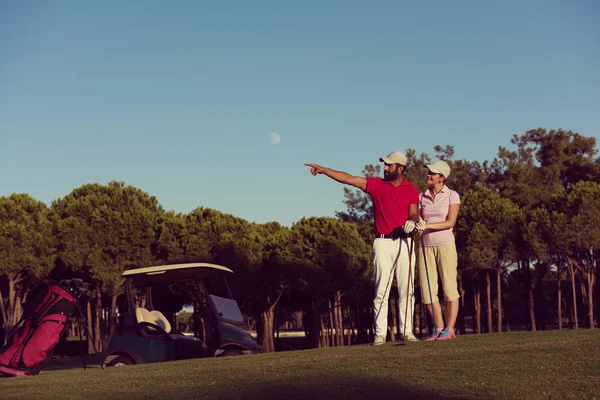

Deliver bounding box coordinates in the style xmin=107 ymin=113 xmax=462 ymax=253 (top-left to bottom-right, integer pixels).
xmin=425 ymin=160 xmax=451 ymax=178
xmin=379 ymin=151 xmax=407 ymax=166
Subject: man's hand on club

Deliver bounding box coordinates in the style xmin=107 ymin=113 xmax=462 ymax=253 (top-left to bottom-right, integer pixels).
xmin=416 ymin=220 xmax=427 ymax=231
xmin=403 ymin=220 xmax=416 ymax=233
xmin=305 ymin=163 xmax=325 ymax=176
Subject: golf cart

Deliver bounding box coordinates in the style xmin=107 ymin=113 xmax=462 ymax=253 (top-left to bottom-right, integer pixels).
xmin=102 ymin=263 xmax=263 ymax=367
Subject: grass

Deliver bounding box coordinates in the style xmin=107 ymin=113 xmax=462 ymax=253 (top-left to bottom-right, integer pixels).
xmin=1 ymin=330 xmax=599 ymax=400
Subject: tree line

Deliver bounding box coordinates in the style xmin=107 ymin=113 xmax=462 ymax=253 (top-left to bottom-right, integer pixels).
xmin=0 ymin=128 xmax=598 ymax=353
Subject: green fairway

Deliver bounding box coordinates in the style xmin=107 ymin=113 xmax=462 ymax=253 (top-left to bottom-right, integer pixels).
xmin=1 ymin=330 xmax=599 ymax=400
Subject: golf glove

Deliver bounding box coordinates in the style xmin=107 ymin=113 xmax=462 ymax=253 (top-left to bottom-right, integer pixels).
xmin=403 ymin=220 xmax=416 ymax=233
xmin=416 ymin=220 xmax=427 ymax=231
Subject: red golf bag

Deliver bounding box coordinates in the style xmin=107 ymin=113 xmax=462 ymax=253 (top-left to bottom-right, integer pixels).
xmin=0 ymin=280 xmax=86 ymax=377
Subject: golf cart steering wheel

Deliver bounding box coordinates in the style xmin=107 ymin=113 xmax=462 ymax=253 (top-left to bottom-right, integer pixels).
xmin=136 ymin=322 xmax=171 ymax=340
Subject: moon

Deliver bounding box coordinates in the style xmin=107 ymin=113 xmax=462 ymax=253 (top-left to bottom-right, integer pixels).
xmin=270 ymin=132 xmax=281 ymax=145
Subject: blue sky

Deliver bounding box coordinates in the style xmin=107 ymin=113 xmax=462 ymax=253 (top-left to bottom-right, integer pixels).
xmin=1 ymin=1 xmax=598 ymax=226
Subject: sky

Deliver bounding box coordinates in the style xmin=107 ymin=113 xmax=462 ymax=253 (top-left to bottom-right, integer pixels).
xmin=1 ymin=1 xmax=599 ymax=226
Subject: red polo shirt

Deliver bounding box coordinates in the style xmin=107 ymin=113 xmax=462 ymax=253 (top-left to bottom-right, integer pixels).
xmin=365 ymin=177 xmax=419 ymax=235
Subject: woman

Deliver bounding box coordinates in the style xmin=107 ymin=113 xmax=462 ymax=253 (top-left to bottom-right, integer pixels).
xmin=416 ymin=160 xmax=460 ymax=341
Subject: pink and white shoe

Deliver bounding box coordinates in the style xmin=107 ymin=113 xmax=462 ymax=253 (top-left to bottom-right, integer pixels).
xmin=437 ymin=328 xmax=456 ymax=340
xmin=425 ymin=330 xmax=440 ymax=341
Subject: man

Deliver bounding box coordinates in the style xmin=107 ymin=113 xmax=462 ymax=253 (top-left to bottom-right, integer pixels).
xmin=305 ymin=151 xmax=420 ymax=345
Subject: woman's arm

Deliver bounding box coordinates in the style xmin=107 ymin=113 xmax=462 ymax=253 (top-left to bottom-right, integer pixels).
xmin=424 ymin=203 xmax=460 ymax=230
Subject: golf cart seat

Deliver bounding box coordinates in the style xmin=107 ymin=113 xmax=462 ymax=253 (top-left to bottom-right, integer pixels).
xmin=135 ymin=307 xmax=172 ymax=337
xmin=135 ymin=307 xmax=198 ymax=342
xmin=150 ymin=310 xmax=172 ymax=333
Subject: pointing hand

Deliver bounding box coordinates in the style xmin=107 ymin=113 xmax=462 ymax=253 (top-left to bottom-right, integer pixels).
xmin=305 ymin=163 xmax=325 ymax=176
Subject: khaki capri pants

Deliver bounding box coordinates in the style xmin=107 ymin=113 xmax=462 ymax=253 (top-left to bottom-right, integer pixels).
xmin=418 ymin=243 xmax=460 ymax=304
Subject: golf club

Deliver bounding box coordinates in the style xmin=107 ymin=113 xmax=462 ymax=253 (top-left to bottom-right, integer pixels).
xmin=421 ymin=237 xmax=437 ymax=339
xmin=399 ymin=235 xmax=415 ymax=346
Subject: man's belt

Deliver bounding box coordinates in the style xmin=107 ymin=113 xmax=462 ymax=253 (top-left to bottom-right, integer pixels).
xmin=374 ymin=231 xmax=410 ymax=240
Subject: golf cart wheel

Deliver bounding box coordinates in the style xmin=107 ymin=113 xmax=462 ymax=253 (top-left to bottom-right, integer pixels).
xmin=107 ymin=356 xmax=134 ymax=367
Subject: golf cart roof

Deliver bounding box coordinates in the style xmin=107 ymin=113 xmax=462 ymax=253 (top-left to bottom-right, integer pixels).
xmin=122 ymin=263 xmax=233 ymax=282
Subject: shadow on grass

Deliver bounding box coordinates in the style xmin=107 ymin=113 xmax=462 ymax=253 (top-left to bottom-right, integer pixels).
xmin=248 ymin=383 xmax=442 ymax=400
xmin=28 ymin=358 xmax=479 ymax=400
xmin=41 ymin=354 xmax=104 ymax=372
xmin=170 ymin=376 xmax=475 ymax=400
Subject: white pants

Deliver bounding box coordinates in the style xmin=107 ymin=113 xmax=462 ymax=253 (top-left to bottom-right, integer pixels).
xmin=372 ymin=237 xmax=416 ymax=338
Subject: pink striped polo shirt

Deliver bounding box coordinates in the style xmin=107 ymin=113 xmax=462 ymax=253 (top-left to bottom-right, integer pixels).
xmin=419 ymin=185 xmax=460 ymax=247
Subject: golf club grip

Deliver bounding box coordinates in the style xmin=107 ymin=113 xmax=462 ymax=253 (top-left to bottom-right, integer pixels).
xmin=421 ymin=238 xmax=436 ymax=331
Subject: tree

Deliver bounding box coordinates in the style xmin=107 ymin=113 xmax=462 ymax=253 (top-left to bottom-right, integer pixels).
xmin=235 ymin=222 xmax=295 ymax=352
xmin=490 ymin=128 xmax=599 ymax=331
xmin=489 ymin=133 xmax=555 ymax=331
xmin=490 ymin=134 xmax=557 ymax=210
xmin=0 ymin=194 xmax=55 ymax=343
xmin=522 ymin=128 xmax=597 ymax=190
xmin=290 ymin=217 xmax=370 ymax=348
xmin=560 ymin=181 xmax=600 ymax=328
xmin=182 ymin=207 xmax=255 ymax=266
xmin=51 ymin=181 xmax=163 ymax=350
xmin=456 ymin=186 xmax=522 ymax=333
xmin=156 ymin=211 xmax=187 ymax=264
